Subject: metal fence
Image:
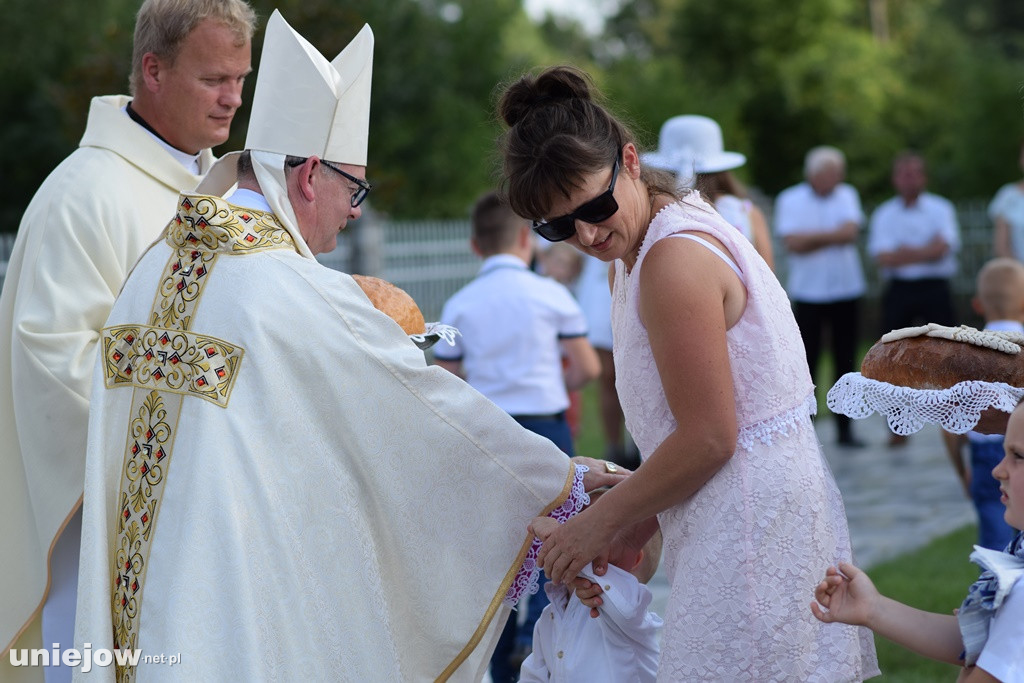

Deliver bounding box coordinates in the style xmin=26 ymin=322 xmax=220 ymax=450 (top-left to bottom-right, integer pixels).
xmin=0 ymin=199 xmax=999 ymax=325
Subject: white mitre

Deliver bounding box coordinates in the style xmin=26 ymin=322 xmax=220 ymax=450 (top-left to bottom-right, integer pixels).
xmin=196 ymin=10 xmax=374 ymax=259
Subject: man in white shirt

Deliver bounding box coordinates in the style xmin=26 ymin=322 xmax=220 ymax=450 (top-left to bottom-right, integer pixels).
xmin=774 ymin=146 xmax=867 ymax=447
xmin=867 ymin=151 xmax=960 ymax=334
xmin=434 ymin=191 xmax=601 ymax=682
xmin=0 ymin=2 xmax=254 ymax=680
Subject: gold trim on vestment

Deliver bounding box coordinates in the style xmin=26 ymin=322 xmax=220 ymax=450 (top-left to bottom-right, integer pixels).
xmin=102 ymin=325 xmax=243 ymax=407
xmin=436 ymin=462 xmax=577 ymax=682
xmin=110 ymin=390 xmax=183 ymax=683
xmin=104 ymin=193 xmax=290 ymax=681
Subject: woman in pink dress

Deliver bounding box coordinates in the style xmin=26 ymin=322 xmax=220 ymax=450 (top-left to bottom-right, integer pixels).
xmin=498 ymin=65 xmax=879 ymax=681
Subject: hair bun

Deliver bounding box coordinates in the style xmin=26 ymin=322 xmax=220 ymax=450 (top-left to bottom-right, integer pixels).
xmin=498 ymin=66 xmax=594 ymax=127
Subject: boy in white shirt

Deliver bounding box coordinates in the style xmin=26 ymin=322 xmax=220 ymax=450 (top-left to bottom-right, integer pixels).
xmin=520 ymin=491 xmax=663 ymax=683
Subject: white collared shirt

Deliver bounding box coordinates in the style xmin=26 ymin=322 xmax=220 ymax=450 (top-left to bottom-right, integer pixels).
xmin=519 ymin=563 xmax=662 ymax=683
xmin=977 ymin=578 xmax=1024 ymax=682
xmin=867 ymin=192 xmax=960 ymax=280
xmin=774 ymin=182 xmax=866 ymax=302
xmin=434 ymin=253 xmax=588 ymax=415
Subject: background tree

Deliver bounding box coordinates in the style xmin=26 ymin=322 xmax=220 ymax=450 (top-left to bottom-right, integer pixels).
xmin=3 ymin=0 xmax=1024 ymax=230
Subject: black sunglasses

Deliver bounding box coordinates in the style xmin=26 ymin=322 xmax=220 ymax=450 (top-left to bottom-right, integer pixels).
xmin=286 ymin=157 xmax=372 ymax=207
xmin=532 ymin=153 xmax=621 ymax=242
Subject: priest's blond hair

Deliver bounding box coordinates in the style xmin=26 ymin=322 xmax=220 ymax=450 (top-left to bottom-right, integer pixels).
xmin=130 ymin=0 xmax=257 ymax=95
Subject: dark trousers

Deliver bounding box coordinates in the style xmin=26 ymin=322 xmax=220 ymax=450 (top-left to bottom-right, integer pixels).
xmin=881 ymin=278 xmax=956 ymax=334
xmin=794 ymin=298 xmax=860 ymax=440
xmin=490 ymin=412 xmax=574 ymax=683
xmin=969 ymin=439 xmax=1017 ymax=551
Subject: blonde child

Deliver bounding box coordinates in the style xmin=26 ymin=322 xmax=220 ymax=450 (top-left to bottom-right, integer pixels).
xmin=812 ymin=398 xmax=1024 ymax=682
xmin=520 ymin=491 xmax=663 ymax=683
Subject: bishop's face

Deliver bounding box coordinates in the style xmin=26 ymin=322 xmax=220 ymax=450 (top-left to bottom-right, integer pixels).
xmin=305 ymin=161 xmax=366 ymax=255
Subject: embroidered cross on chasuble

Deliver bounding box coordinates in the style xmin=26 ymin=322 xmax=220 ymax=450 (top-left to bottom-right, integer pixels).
xmin=100 ymin=194 xmax=295 ymax=683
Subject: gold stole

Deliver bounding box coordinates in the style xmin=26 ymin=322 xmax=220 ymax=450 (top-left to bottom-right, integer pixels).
xmin=100 ymin=195 xmax=295 ymax=682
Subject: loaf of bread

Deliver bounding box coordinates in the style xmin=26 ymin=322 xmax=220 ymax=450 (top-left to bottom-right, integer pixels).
xmin=351 ymin=274 xmax=426 ymax=335
xmin=860 ymin=324 xmax=1024 ymax=389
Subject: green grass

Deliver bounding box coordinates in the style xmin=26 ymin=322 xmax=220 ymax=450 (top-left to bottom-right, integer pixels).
xmin=867 ymin=524 xmax=982 ymax=682
xmin=573 ymin=382 xmax=607 ymax=458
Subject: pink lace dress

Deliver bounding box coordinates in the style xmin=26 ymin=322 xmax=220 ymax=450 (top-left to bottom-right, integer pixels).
xmin=612 ymin=197 xmax=879 ymax=681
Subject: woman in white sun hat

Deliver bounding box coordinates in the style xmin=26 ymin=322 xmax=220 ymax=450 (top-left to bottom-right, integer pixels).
xmin=643 ymin=115 xmax=775 ymax=270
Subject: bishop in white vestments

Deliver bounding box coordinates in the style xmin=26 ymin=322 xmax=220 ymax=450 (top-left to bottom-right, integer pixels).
xmin=73 ymin=13 xmax=613 ymax=682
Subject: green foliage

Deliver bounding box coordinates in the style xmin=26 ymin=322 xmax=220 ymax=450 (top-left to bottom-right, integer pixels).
xmin=4 ymin=0 xmax=1024 ymax=228
xmin=868 ymin=524 xmax=982 ymax=681
xmin=0 ymin=0 xmax=137 ymax=231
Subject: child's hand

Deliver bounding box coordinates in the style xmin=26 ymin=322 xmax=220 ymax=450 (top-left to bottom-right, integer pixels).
xmin=809 ymin=562 xmax=878 ymax=627
xmin=571 ymin=577 xmax=604 ymax=618
xmin=528 ymin=516 xmax=560 ymax=541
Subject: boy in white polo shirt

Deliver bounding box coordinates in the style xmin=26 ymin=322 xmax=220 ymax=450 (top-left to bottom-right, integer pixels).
xmin=434 ymin=190 xmax=601 ymax=682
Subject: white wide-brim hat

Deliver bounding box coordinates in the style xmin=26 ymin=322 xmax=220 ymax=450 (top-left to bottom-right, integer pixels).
xmin=642 ymin=115 xmax=746 ymax=177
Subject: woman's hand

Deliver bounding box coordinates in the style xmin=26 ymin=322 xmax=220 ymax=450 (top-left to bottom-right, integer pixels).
xmin=573 ymin=455 xmax=631 ymax=491
xmin=529 ymin=512 xmax=617 ymax=585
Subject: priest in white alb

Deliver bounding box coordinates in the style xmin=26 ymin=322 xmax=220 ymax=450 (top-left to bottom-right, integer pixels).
xmin=73 ymin=12 xmax=622 ymax=682
xmin=1 ymin=2 xmax=254 ymax=681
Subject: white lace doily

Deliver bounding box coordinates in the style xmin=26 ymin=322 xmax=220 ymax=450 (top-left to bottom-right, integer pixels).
xmin=827 ymin=372 xmax=1024 ymax=435
xmin=409 ymin=322 xmax=460 ymax=350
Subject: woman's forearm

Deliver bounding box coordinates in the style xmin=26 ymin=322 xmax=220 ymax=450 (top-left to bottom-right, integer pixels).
xmin=588 ymin=427 xmax=733 ymax=533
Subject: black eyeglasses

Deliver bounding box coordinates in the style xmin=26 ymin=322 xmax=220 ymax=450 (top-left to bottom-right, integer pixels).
xmin=286 ymin=157 xmax=372 ymax=207
xmin=532 ymin=153 xmax=621 ymax=242
xmin=323 ymin=162 xmax=372 ymax=207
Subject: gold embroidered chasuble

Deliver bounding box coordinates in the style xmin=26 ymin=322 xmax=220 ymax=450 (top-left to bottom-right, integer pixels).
xmin=75 ymin=193 xmax=579 ymax=682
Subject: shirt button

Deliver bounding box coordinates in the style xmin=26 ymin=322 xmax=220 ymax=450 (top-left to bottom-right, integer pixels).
xmin=557 ymin=651 xmax=564 ymax=659
xmin=604 ymin=585 xmax=611 ymax=591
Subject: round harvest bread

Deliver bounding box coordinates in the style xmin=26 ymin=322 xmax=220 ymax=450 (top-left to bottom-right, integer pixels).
xmin=860 ymin=324 xmax=1024 ymax=389
xmin=351 ymin=274 xmax=426 ymax=335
